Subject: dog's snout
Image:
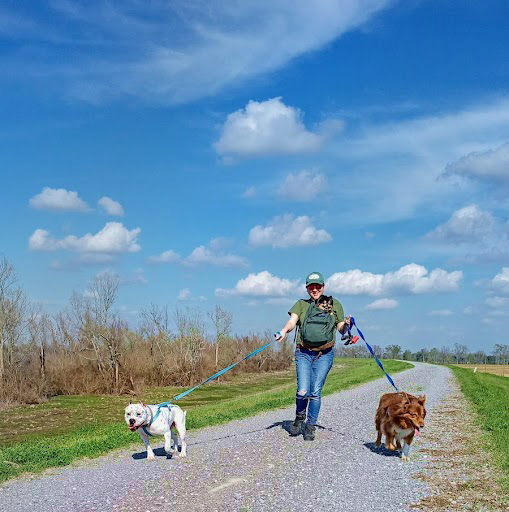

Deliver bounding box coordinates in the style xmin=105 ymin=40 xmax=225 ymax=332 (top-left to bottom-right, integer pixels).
xmin=129 ymin=418 xmax=135 ymax=425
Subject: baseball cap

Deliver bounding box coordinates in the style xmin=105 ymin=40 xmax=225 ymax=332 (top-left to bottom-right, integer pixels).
xmin=306 ymin=272 xmax=324 ymax=286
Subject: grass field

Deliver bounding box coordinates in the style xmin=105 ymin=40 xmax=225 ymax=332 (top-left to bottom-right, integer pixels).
xmin=0 ymin=357 xmax=411 ymax=483
xmin=450 ymin=365 xmax=509 ymax=490
xmin=453 ymin=363 xmax=509 ymax=378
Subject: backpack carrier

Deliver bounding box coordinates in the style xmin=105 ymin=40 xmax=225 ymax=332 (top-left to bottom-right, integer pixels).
xmin=299 ymin=297 xmax=336 ymax=348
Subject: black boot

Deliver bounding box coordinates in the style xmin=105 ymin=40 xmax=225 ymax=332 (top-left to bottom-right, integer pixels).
xmin=303 ymin=423 xmax=316 ymax=441
xmin=289 ymin=412 xmax=306 ymax=436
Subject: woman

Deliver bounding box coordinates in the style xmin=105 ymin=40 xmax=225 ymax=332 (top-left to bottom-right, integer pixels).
xmin=275 ymin=271 xmax=349 ymax=441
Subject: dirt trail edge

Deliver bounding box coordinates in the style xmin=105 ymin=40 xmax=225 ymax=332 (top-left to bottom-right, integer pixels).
xmin=0 ymin=362 xmax=502 ymax=512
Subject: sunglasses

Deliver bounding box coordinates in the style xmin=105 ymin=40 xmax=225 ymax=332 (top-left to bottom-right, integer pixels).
xmin=307 ymin=283 xmax=323 ymax=291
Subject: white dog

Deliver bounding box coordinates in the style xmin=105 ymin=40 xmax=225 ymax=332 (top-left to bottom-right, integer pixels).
xmin=124 ymin=402 xmax=187 ymax=459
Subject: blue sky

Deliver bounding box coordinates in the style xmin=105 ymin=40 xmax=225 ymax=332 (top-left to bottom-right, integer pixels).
xmin=1 ymin=1 xmax=509 ymax=352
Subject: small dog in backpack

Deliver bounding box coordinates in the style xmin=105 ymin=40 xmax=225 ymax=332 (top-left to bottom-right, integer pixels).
xmin=317 ymin=295 xmax=334 ymax=313
xmin=124 ymin=401 xmax=187 ymax=460
xmin=375 ymin=392 xmax=426 ymax=462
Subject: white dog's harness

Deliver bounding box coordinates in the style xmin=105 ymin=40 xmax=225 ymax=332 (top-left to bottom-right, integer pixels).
xmin=142 ymin=402 xmax=172 ymax=437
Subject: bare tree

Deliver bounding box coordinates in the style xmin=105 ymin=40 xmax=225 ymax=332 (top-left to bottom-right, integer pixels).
xmin=208 ymin=305 xmax=232 ymax=367
xmin=67 ymin=273 xmax=121 ymax=387
xmin=493 ymin=344 xmax=509 ymax=364
xmin=90 ymin=272 xmax=119 ymax=326
xmin=98 ymin=319 xmax=127 ymax=391
xmin=28 ymin=307 xmax=51 ymax=380
xmin=473 ymin=350 xmax=486 ymax=364
xmin=139 ymin=303 xmax=171 ymax=356
xmin=174 ymin=306 xmax=206 ymax=366
xmin=453 ymin=343 xmax=468 ymax=364
xmin=0 ymin=257 xmax=27 ymax=382
xmin=439 ymin=346 xmax=452 ymax=364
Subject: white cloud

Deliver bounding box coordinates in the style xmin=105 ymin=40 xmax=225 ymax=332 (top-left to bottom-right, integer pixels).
xmin=185 ymin=245 xmax=247 ymax=267
xmin=277 ymin=170 xmax=327 ymax=201
xmin=185 ymin=238 xmax=247 ymax=267
xmin=429 ymin=309 xmax=453 ymax=316
xmin=28 ymin=222 xmax=141 ymax=253
xmin=216 ymin=271 xmax=300 ymax=298
xmin=326 ymin=264 xmax=463 ymax=296
xmin=444 ymin=142 xmax=509 ymax=183
xmin=427 ymin=205 xmax=496 ymax=242
xmin=214 ymin=98 xmax=323 ymax=157
xmin=9 ymin=2 xmax=394 ymax=104
xmin=29 ymin=187 xmax=89 ymax=212
xmin=365 ymin=298 xmax=399 ymax=310
xmin=488 ymin=267 xmax=509 ymax=295
xmin=148 ymin=250 xmax=181 ymax=264
xmin=485 ymin=296 xmax=508 ymax=308
xmin=148 ymin=238 xmax=247 ymax=267
xmin=178 ymin=288 xmax=192 ymax=301
xmin=98 ymin=196 xmax=124 ymax=216
xmin=249 ymin=214 xmax=332 ymax=248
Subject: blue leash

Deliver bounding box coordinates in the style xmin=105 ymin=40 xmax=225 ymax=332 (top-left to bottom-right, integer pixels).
xmin=141 ymin=339 xmax=278 ymax=435
xmin=347 ymin=316 xmax=399 ymax=392
xmin=173 ymin=339 xmax=278 ymax=400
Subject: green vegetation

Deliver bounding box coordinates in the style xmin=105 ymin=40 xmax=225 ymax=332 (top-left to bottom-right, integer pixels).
xmin=0 ymin=358 xmax=411 ymax=483
xmin=450 ymin=366 xmax=509 ymax=490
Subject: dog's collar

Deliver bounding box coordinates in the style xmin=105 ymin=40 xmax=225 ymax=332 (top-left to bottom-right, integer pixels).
xmin=140 ymin=406 xmax=155 ymax=437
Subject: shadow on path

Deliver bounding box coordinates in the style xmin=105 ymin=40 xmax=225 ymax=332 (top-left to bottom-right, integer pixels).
xmin=364 ymin=441 xmax=401 ymax=458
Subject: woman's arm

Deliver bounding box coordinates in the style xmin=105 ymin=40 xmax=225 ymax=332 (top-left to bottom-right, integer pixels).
xmin=275 ymin=313 xmax=299 ymax=341
xmin=337 ymin=315 xmax=352 ymax=334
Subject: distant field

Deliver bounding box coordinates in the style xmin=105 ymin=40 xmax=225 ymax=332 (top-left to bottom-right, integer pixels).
xmin=453 ymin=364 xmax=509 ymax=377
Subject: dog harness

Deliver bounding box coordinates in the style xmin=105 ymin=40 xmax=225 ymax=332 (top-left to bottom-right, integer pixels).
xmin=141 ymin=402 xmax=172 ymax=437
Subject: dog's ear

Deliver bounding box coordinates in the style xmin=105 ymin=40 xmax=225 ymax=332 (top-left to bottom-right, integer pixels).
xmin=140 ymin=401 xmax=145 ymax=407
xmin=386 ymin=407 xmax=391 ymax=417
xmin=129 ymin=400 xmax=132 ymax=405
xmin=417 ymin=395 xmax=427 ymax=405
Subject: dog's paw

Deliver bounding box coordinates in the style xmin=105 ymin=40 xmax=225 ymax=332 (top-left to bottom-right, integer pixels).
xmin=388 ymin=443 xmax=396 ymax=451
xmin=401 ymin=455 xmax=409 ymax=463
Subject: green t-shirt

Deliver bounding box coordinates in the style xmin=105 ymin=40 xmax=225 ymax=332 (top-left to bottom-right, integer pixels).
xmin=289 ymin=297 xmax=344 ymax=345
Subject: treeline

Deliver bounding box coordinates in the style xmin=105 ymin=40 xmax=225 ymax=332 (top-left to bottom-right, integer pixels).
xmin=2 ymin=255 xmax=507 ymax=406
xmin=336 ymin=341 xmax=509 ymax=365
xmin=0 ymin=257 xmax=293 ymax=406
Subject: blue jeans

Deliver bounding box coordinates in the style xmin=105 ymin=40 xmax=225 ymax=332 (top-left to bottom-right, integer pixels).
xmin=295 ymin=346 xmax=335 ymax=425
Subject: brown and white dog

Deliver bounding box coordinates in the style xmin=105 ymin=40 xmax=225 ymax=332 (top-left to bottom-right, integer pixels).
xmin=125 ymin=402 xmax=187 ymax=460
xmin=375 ymin=392 xmax=426 ymax=462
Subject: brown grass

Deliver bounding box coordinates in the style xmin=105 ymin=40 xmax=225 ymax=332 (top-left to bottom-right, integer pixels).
xmin=453 ymin=364 xmax=509 ymax=378
xmin=0 ymin=335 xmax=294 ymax=407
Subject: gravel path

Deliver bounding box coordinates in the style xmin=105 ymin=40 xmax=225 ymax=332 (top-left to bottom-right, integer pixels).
xmin=0 ymin=362 xmax=455 ymax=512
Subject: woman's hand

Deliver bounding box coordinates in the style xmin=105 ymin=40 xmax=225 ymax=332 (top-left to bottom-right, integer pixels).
xmin=274 ymin=331 xmax=286 ymax=342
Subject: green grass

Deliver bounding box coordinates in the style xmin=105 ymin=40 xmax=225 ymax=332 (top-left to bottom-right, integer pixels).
xmin=0 ymin=358 xmax=411 ymax=483
xmin=450 ymin=366 xmax=509 ymax=490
